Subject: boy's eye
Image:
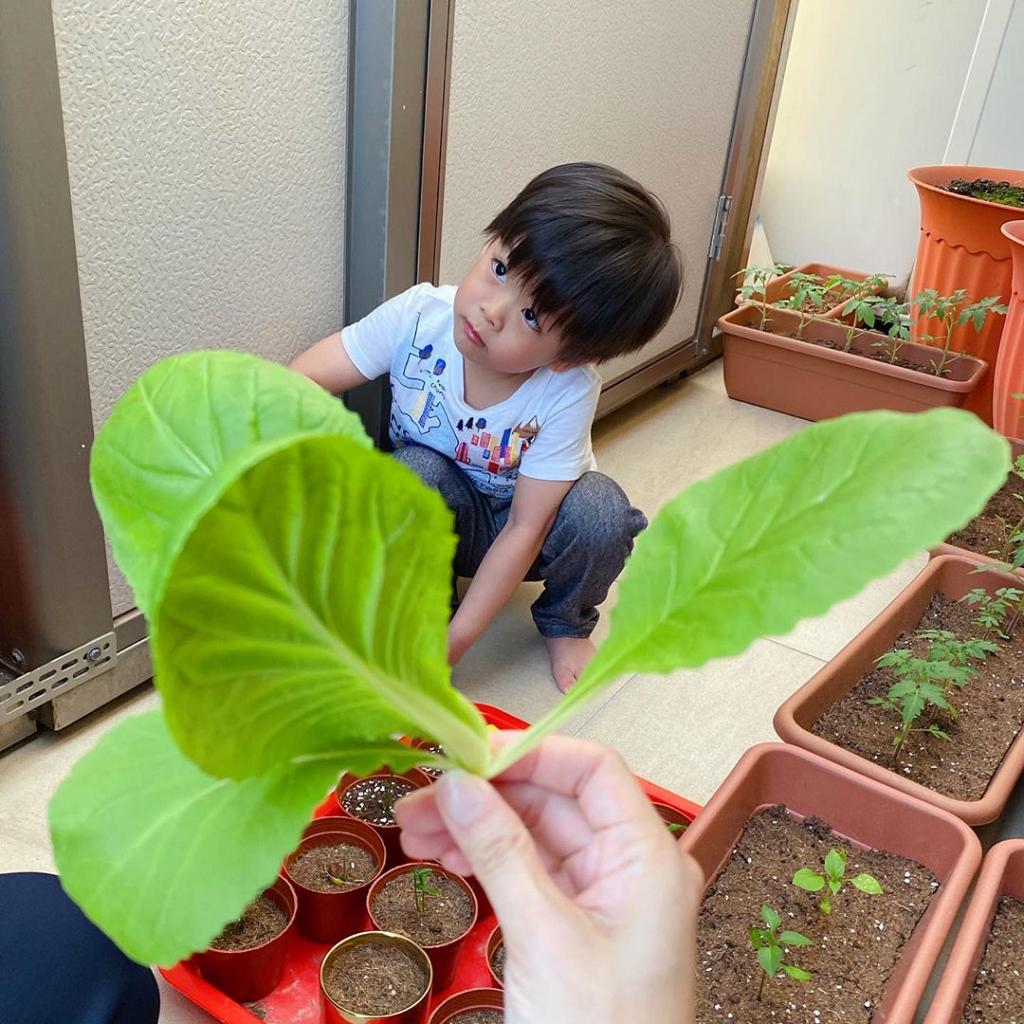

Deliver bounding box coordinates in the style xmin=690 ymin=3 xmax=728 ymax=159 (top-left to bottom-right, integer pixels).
xmin=522 ymin=308 xmax=540 ymax=331
xmin=491 ymin=258 xmax=508 ymax=280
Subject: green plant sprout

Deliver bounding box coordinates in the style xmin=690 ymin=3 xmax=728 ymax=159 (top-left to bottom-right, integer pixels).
xmin=748 ymin=904 xmax=812 ymax=1000
xmin=792 ymin=848 xmax=883 ymax=915
xmin=735 ymin=263 xmax=792 ymax=330
xmin=410 ymin=867 xmax=439 ymax=914
xmin=327 ymin=859 xmax=353 ymax=887
xmin=974 ymin=454 xmax=1024 ymax=571
xmin=870 ymin=297 xmax=912 ymax=364
xmin=964 ymin=585 xmax=1024 ymax=638
xmin=838 ymin=292 xmax=885 ymax=352
xmin=45 ymin=352 xmax=1009 ymax=966
xmin=665 ymin=821 xmax=687 ymax=835
xmin=780 ymin=273 xmax=830 ymax=339
xmin=913 ymin=290 xmax=1008 ymax=377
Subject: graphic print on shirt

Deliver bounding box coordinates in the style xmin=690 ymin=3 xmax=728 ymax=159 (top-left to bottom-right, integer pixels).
xmin=388 ymin=310 xmax=543 ymax=493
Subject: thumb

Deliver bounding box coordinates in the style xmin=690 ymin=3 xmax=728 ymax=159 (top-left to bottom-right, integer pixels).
xmin=434 ymin=771 xmax=561 ymax=937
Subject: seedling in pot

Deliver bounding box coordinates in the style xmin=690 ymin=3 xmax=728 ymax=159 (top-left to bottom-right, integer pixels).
xmin=666 ymin=822 xmax=686 ymax=835
xmin=411 ymin=867 xmax=439 ymax=914
xmin=780 ymin=274 xmax=830 ymax=339
xmin=327 ymin=859 xmax=354 ymax=888
xmin=913 ymin=289 xmax=1008 ymax=377
xmin=964 ymin=585 xmax=1024 ymax=638
xmin=837 ymin=292 xmax=886 ymax=352
xmin=748 ymin=904 xmax=812 ymax=1000
xmin=793 ymin=848 xmax=882 ymax=915
xmin=870 ymin=297 xmax=912 ymax=364
xmin=734 ymin=263 xmax=792 ymax=330
xmin=975 ymin=454 xmax=1024 ymax=572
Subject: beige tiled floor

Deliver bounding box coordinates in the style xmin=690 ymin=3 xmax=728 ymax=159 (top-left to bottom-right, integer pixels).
xmin=0 ymin=360 xmax=927 ymax=1022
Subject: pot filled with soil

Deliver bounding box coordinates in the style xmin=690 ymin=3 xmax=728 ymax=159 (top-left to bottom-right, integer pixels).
xmin=335 ymin=768 xmax=432 ymax=864
xmin=367 ymin=862 xmax=478 ymax=991
xmin=652 ymin=801 xmax=689 ymax=839
xmin=428 ymin=989 xmax=503 ymax=1024
xmin=319 ymin=930 xmax=433 ymax=1024
xmin=775 ymin=556 xmax=1024 ymax=825
xmin=680 ymin=743 xmax=980 ymax=1024
xmin=922 ymin=839 xmax=1024 ymax=1023
xmin=993 ymin=221 xmax=1024 ymax=436
xmin=485 ymin=925 xmax=504 ymax=989
xmin=932 ymin=440 xmax=1024 ymax=570
xmin=283 ymin=819 xmax=386 ymax=944
xmin=908 ymin=165 xmax=1024 ymax=422
xmin=193 ymin=875 xmax=296 ymax=1003
xmin=720 ymin=304 xmax=986 ymax=422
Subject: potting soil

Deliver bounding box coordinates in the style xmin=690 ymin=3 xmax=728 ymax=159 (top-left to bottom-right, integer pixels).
xmin=209 ymin=895 xmax=288 ymax=951
xmin=372 ymin=869 xmax=474 ymax=946
xmin=767 ymin=322 xmax=942 ymax=375
xmin=812 ymin=595 xmax=1024 ymax=801
xmin=947 ymin=178 xmax=1024 ymax=209
xmin=489 ymin=941 xmax=505 ymax=982
xmin=697 ymin=806 xmax=936 ymax=1024
xmin=341 ymin=777 xmax=416 ymax=826
xmin=322 ymin=941 xmax=428 ymax=1015
xmin=288 ymin=841 xmax=378 ymax=892
xmin=962 ymin=896 xmax=1024 ymax=1022
xmin=449 ymin=1012 xmax=503 ymax=1024
xmin=946 ymin=465 xmax=1024 ymax=561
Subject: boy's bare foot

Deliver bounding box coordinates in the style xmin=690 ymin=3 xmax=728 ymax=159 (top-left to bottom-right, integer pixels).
xmin=545 ymin=635 xmax=597 ymax=693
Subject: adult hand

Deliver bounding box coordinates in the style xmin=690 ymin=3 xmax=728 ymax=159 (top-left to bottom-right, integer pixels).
xmin=395 ymin=734 xmax=700 ymax=1024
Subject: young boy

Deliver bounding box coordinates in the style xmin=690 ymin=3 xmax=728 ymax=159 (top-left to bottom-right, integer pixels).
xmin=291 ymin=162 xmax=682 ymax=691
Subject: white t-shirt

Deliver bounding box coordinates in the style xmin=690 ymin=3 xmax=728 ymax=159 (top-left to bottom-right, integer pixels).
xmin=342 ymin=283 xmax=601 ymax=498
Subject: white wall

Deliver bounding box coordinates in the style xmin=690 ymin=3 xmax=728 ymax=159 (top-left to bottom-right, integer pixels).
xmin=759 ymin=0 xmax=992 ymax=282
xmin=971 ymin=1 xmax=1024 ymax=168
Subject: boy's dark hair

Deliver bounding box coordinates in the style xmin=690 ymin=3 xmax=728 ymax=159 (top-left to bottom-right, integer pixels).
xmin=485 ymin=162 xmax=682 ymax=365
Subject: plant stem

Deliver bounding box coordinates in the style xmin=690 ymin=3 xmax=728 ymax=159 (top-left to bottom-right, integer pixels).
xmin=757 ymin=971 xmax=766 ymax=1002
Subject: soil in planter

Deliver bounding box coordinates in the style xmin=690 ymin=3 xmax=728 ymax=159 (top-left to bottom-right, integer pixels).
xmin=812 ymin=595 xmax=1024 ymax=801
xmin=415 ymin=741 xmax=446 ymax=779
xmin=449 ymin=1012 xmax=503 ymax=1024
xmin=490 ymin=941 xmax=505 ymax=982
xmin=323 ymin=941 xmax=428 ymax=1015
xmin=372 ymin=869 xmax=474 ymax=946
xmin=947 ymin=178 xmax=1024 ymax=209
xmin=288 ymin=841 xmax=378 ymax=892
xmin=961 ymin=896 xmax=1024 ymax=1022
xmin=342 ymin=777 xmax=416 ymax=826
xmin=697 ymin=807 xmax=937 ymax=1024
xmin=946 ymin=465 xmax=1024 ymax=561
xmin=209 ymin=895 xmax=287 ymax=951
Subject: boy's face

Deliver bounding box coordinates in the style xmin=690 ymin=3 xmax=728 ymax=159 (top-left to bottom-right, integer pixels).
xmin=453 ymin=240 xmax=575 ymax=375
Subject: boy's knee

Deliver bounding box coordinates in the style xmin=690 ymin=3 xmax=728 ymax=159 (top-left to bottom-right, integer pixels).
xmin=557 ymin=472 xmax=647 ymax=551
xmin=391 ymin=444 xmax=454 ymax=489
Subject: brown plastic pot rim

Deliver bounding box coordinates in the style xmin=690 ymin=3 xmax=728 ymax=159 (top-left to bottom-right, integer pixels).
xmin=909 ymin=165 xmax=1024 ymax=210
xmin=485 ymin=924 xmax=504 ymax=988
xmin=319 ymin=930 xmax=434 ymax=1018
xmin=335 ymin=768 xmax=433 ymax=831
xmin=205 ymin=876 xmax=298 ymax=957
xmin=367 ymin=863 xmax=479 ymax=950
xmin=773 ymin=556 xmax=1024 ymax=824
xmin=428 ymin=988 xmax=504 ymax=1024
xmin=284 ymin=829 xmax=386 ymax=897
xmin=1002 ymin=219 xmax=1024 ymax=245
xmin=720 ymin=305 xmax=987 ymax=391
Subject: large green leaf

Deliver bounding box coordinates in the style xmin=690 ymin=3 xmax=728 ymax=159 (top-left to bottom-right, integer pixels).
xmin=91 ymin=351 xmax=369 ymax=616
xmin=490 ymin=408 xmax=1008 ymax=773
xmin=49 ymin=709 xmax=426 ymax=965
xmin=155 ymin=434 xmax=490 ymax=779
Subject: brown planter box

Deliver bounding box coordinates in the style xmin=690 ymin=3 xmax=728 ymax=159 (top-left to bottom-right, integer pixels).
xmin=922 ymin=839 xmax=1024 ymax=1023
xmin=720 ymin=305 xmax=986 ymax=422
xmin=774 ymin=556 xmax=1024 ymax=825
xmin=680 ymin=744 xmax=981 ymax=1024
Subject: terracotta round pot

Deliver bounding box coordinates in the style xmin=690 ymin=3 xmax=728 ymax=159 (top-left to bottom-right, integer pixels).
xmin=908 ymin=165 xmax=1024 ymax=423
xmin=193 ymin=875 xmax=296 ymax=1003
xmin=652 ymin=801 xmax=689 ymax=839
xmin=485 ymin=924 xmax=504 ymax=989
xmin=284 ymin=820 xmax=386 ymax=944
xmin=428 ymin=988 xmax=503 ymax=1024
xmin=335 ymin=768 xmax=433 ymax=865
xmin=367 ymin=862 xmax=478 ymax=991
xmin=993 ymin=221 xmax=1024 ymax=436
xmin=319 ymin=930 xmax=433 ymax=1024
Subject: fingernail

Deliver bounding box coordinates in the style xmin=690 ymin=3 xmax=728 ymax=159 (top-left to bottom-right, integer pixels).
xmin=437 ymin=771 xmax=484 ymax=825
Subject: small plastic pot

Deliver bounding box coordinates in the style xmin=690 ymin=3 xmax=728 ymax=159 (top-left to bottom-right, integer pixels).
xmin=320 ymin=930 xmax=433 ymax=1024
xmin=485 ymin=924 xmax=504 ymax=989
xmin=336 ymin=768 xmax=433 ymax=865
xmin=367 ymin=862 xmax=478 ymax=991
xmin=652 ymin=801 xmax=689 ymax=840
xmin=428 ymin=988 xmax=503 ymax=1024
xmin=283 ymin=820 xmax=386 ymax=944
xmin=193 ymin=875 xmax=296 ymax=1003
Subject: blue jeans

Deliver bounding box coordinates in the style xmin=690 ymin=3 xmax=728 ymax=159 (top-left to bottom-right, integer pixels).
xmin=392 ymin=444 xmax=647 ymax=638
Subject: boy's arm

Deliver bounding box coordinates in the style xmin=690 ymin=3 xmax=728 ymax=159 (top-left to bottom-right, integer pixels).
xmin=290 ymin=332 xmax=371 ymax=394
xmin=448 ymin=474 xmax=573 ymax=665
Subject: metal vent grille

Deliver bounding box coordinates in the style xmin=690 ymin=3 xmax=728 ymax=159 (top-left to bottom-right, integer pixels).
xmin=0 ymin=633 xmax=116 ymax=721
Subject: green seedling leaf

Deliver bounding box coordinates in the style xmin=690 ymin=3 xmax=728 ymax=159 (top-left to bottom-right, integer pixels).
xmin=155 ymin=434 xmax=490 ymax=780
xmin=91 ymin=351 xmax=369 ymax=616
xmin=783 ymin=965 xmax=813 ymax=982
xmin=48 ymin=710 xmax=422 ymax=965
xmin=792 ymin=869 xmax=826 ymax=892
xmin=761 ymin=904 xmax=782 ymax=930
xmin=852 ymin=873 xmax=884 ymax=895
xmin=491 ymin=408 xmax=1010 ymax=773
xmin=820 ymin=896 xmax=833 ymax=915
xmin=758 ymin=945 xmax=783 ymax=977
xmin=824 ymin=848 xmax=847 ymax=880
xmin=779 ymin=931 xmax=813 ymax=947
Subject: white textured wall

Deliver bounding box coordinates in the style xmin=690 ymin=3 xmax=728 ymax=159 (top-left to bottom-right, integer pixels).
xmin=759 ymin=0 xmax=987 ymax=282
xmin=971 ymin=1 xmax=1024 ymax=168
xmin=440 ymin=0 xmax=755 ymax=384
xmin=52 ymin=1 xmax=349 ymax=614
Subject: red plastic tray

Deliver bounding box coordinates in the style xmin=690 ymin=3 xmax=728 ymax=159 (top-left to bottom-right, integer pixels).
xmin=160 ymin=703 xmax=701 ymax=1021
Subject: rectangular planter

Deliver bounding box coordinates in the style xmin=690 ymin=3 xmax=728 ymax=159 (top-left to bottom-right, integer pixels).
xmin=681 ymin=743 xmax=981 ymax=1024
xmin=922 ymin=839 xmax=1024 ymax=1024
xmin=774 ymin=556 xmax=1024 ymax=825
xmin=720 ymin=304 xmax=986 ymax=422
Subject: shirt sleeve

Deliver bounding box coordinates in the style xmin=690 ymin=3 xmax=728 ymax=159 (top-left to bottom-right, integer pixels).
xmin=340 ymin=284 xmax=425 ymax=380
xmin=518 ymin=371 xmax=600 ymax=482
